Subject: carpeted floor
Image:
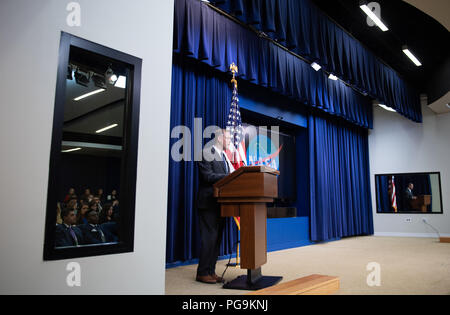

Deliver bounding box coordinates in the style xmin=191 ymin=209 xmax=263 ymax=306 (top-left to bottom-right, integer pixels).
xmin=165 ymin=236 xmax=450 ymax=295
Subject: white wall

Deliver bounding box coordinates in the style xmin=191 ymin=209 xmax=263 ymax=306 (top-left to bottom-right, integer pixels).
xmin=0 ymin=0 xmax=174 ymax=294
xmin=369 ymin=105 xmax=450 ymax=237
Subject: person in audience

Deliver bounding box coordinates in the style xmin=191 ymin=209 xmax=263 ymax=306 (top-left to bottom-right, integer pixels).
xmin=99 ymin=203 xmax=114 ymax=224
xmin=56 ymin=203 xmax=63 ymax=225
xmin=76 ymin=203 xmax=90 ymax=225
xmin=66 ymin=198 xmax=78 ymax=213
xmin=89 ymin=200 xmax=98 ymax=213
xmin=55 ymin=208 xmax=83 ymax=247
xmin=107 ymin=189 xmax=118 ymax=201
xmin=78 ymin=209 xmax=108 ymax=245
xmin=97 ymin=188 xmax=105 ymax=203
xmin=81 ymin=188 xmax=91 ymax=201
xmin=63 ymin=188 xmax=76 ymax=204
xmin=93 ymin=196 xmax=102 ymax=213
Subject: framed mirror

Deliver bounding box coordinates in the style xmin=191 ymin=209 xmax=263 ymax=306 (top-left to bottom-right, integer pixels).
xmin=43 ymin=32 xmax=142 ymax=260
xmin=375 ymin=172 xmax=443 ymax=214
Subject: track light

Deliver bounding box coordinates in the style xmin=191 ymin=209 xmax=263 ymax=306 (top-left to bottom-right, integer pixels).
xmin=311 ymin=62 xmax=322 ymax=71
xmin=96 ymin=124 xmax=118 ymax=134
xmin=328 ymin=74 xmax=338 ymax=81
xmin=360 ymin=2 xmax=389 ymax=32
xmin=62 ymin=148 xmax=82 ymax=153
xmin=74 ymin=70 xmax=90 ymax=87
xmin=402 ymin=46 xmax=422 ymax=67
xmin=92 ymin=74 xmax=107 ymax=89
xmin=105 ymin=65 xmax=118 ymax=85
xmin=73 ymin=89 xmax=106 ymax=101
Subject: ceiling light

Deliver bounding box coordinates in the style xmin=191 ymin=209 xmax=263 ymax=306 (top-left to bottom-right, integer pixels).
xmin=328 ymin=74 xmax=338 ymax=81
xmin=114 ymin=76 xmax=127 ymax=89
xmin=402 ymin=46 xmax=422 ymax=67
xmin=74 ymin=71 xmax=90 ymax=87
xmin=96 ymin=124 xmax=118 ymax=134
xmin=360 ymin=3 xmax=389 ymax=32
xmin=311 ymin=62 xmax=322 ymax=71
xmin=62 ymin=148 xmax=82 ymax=153
xmin=378 ymin=104 xmax=396 ymax=112
xmin=92 ymin=74 xmax=107 ymax=89
xmin=73 ymin=88 xmax=105 ymax=101
xmin=105 ymin=66 xmax=118 ymax=85
xmin=446 ymin=103 xmax=450 ymax=109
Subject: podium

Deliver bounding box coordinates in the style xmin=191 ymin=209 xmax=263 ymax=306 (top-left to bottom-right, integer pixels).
xmin=213 ymin=166 xmax=283 ymax=290
xmin=410 ymin=195 xmax=431 ymax=212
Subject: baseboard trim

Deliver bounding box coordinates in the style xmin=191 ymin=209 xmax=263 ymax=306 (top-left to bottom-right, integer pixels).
xmin=374 ymin=232 xmax=450 ymax=238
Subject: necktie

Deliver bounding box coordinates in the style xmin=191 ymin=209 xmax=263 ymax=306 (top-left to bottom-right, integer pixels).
xmin=97 ymin=226 xmax=106 ymax=243
xmin=68 ymin=227 xmax=79 ymax=246
xmin=222 ymin=152 xmax=229 ymax=174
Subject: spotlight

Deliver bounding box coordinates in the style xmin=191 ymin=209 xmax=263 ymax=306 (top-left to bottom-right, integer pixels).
xmin=105 ymin=65 xmax=118 ymax=85
xmin=92 ymin=74 xmax=107 ymax=89
xmin=114 ymin=76 xmax=127 ymax=89
xmin=74 ymin=70 xmax=90 ymax=87
xmin=328 ymin=74 xmax=338 ymax=81
xmin=67 ymin=66 xmax=73 ymax=80
xmin=311 ymin=62 xmax=322 ymax=71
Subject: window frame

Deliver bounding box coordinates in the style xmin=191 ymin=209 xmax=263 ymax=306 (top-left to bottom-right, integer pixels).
xmin=43 ymin=32 xmax=142 ymax=261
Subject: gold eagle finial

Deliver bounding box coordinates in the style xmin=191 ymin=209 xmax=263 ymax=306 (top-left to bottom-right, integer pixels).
xmin=230 ymin=62 xmax=238 ymax=88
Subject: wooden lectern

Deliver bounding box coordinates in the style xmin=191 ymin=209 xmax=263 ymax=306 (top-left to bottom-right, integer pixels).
xmin=410 ymin=195 xmax=432 ymax=212
xmin=213 ymin=165 xmax=283 ymax=290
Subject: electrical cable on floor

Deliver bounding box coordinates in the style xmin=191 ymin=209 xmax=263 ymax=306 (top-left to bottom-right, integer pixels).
xmin=221 ymin=241 xmax=239 ymax=283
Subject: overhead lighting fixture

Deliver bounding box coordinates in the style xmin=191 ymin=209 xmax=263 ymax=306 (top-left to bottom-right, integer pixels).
xmin=311 ymin=62 xmax=322 ymax=71
xmin=62 ymin=147 xmax=82 ymax=153
xmin=67 ymin=66 xmax=73 ymax=80
xmin=96 ymin=124 xmax=118 ymax=134
xmin=92 ymin=74 xmax=107 ymax=89
xmin=105 ymin=65 xmax=118 ymax=85
xmin=360 ymin=3 xmax=389 ymax=32
xmin=402 ymin=46 xmax=422 ymax=67
xmin=446 ymin=103 xmax=450 ymax=109
xmin=378 ymin=104 xmax=397 ymax=112
xmin=328 ymin=74 xmax=338 ymax=81
xmin=114 ymin=75 xmax=127 ymax=89
xmin=74 ymin=70 xmax=90 ymax=87
xmin=73 ymin=88 xmax=106 ymax=101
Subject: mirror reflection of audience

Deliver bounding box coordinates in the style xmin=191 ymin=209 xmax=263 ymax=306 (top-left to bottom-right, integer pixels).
xmin=55 ymin=208 xmax=84 ymax=247
xmin=55 ymin=186 xmax=120 ymax=248
xmin=404 ymin=183 xmax=417 ymax=211
xmin=78 ymin=209 xmax=108 ymax=244
xmin=99 ymin=203 xmax=114 ymax=224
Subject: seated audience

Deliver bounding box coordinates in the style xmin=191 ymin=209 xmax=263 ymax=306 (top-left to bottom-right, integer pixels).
xmin=63 ymin=188 xmax=76 ymax=203
xmin=76 ymin=203 xmax=89 ymax=225
xmin=99 ymin=203 xmax=114 ymax=224
xmin=78 ymin=209 xmax=110 ymax=244
xmin=93 ymin=196 xmax=102 ymax=212
xmin=107 ymin=189 xmax=118 ymax=201
xmin=55 ymin=208 xmax=83 ymax=247
xmin=97 ymin=188 xmax=105 ymax=203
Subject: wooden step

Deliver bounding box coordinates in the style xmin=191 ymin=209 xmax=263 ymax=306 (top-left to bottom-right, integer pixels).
xmin=246 ymin=274 xmax=339 ymax=295
xmin=440 ymin=237 xmax=450 ymax=243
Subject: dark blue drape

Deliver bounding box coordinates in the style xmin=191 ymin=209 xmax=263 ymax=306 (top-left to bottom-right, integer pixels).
xmin=309 ymin=114 xmax=374 ymax=242
xmin=210 ymin=0 xmax=422 ymax=123
xmin=166 ymin=56 xmax=238 ymax=264
xmin=375 ymin=175 xmax=392 ymax=213
xmin=174 ymin=0 xmax=374 ymax=129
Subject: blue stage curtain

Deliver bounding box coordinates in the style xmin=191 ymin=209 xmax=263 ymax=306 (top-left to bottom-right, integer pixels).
xmin=166 ymin=56 xmax=238 ymax=264
xmin=210 ymin=0 xmax=422 ymax=123
xmin=309 ymin=114 xmax=374 ymax=242
xmin=174 ymin=0 xmax=374 ymax=129
xmin=375 ymin=175 xmax=392 ymax=213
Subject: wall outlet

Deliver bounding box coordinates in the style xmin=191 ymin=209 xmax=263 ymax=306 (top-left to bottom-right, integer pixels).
xmin=405 ymin=218 xmax=412 ymax=223
xmin=422 ymin=218 xmax=428 ymax=223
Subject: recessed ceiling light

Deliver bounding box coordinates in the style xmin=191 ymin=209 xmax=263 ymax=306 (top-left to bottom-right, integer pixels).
xmin=378 ymin=104 xmax=397 ymax=112
xmin=96 ymin=124 xmax=118 ymax=134
xmin=328 ymin=74 xmax=338 ymax=81
xmin=311 ymin=62 xmax=322 ymax=71
xmin=402 ymin=46 xmax=422 ymax=67
xmin=62 ymin=148 xmax=82 ymax=153
xmin=360 ymin=3 xmax=389 ymax=32
xmin=73 ymin=88 xmax=106 ymax=101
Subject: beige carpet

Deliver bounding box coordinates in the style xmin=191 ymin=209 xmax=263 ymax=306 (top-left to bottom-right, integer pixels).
xmin=165 ymin=236 xmax=450 ymax=295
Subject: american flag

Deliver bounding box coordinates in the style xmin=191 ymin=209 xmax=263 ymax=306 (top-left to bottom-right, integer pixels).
xmin=225 ymin=83 xmax=247 ymax=170
xmin=391 ymin=176 xmax=397 ymax=212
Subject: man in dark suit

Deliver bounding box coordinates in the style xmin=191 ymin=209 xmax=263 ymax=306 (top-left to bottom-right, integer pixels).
xmin=55 ymin=208 xmax=84 ymax=247
xmin=404 ymin=183 xmax=417 ymax=211
xmin=196 ymin=129 xmax=234 ymax=284
xmin=78 ymin=209 xmax=109 ymax=245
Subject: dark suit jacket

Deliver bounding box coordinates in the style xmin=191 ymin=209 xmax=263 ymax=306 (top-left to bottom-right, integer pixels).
xmin=78 ymin=223 xmax=108 ymax=245
xmin=197 ymin=147 xmax=229 ymax=210
xmin=55 ymin=224 xmax=84 ymax=247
